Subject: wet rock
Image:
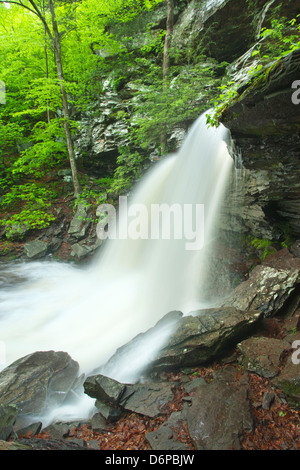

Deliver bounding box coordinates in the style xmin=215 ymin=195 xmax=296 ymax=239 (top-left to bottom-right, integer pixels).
xmin=15 ymin=421 xmax=42 ymax=438
xmin=146 ymin=307 xmax=261 ymax=372
xmin=5 ymin=223 xmax=30 ymax=241
xmin=24 ymin=240 xmax=49 ymax=259
xmin=120 ymin=382 xmax=174 ymax=418
xmin=15 ymin=438 xmax=88 ymax=450
xmin=272 ymin=360 xmax=300 ymax=406
xmin=94 ymin=401 xmax=123 ymax=423
xmin=146 ymin=408 xmax=190 ymax=451
xmin=68 ymin=204 xmax=91 ymax=242
xmin=71 ymin=242 xmax=93 ymax=259
xmin=0 ymin=404 xmax=17 ymax=441
xmin=237 ymin=337 xmax=290 ymax=378
xmin=0 ymin=351 xmax=79 ymax=428
xmin=84 ymin=374 xmax=175 ymax=419
xmin=0 ymin=439 xmax=32 ymax=450
xmin=84 ymin=374 xmax=126 ymax=405
xmin=172 ymin=0 xmax=269 ymax=63
xmin=186 ymin=366 xmax=253 ymax=450
xmin=222 ymin=48 xmax=300 ymax=239
xmin=223 ymin=260 xmax=300 ymax=317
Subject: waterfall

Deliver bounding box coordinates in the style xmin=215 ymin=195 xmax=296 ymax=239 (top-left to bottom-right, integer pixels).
xmin=0 ymin=112 xmax=234 ymax=423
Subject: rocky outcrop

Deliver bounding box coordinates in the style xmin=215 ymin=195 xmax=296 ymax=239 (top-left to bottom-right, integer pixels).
xmin=68 ymin=204 xmax=91 ymax=243
xmin=171 ymin=0 xmax=270 ymax=63
xmin=222 ymin=48 xmax=300 ymax=240
xmin=103 ymin=307 xmax=261 ymax=375
xmin=24 ymin=240 xmax=49 ymax=260
xmin=222 ymin=251 xmax=300 ymax=317
xmin=84 ymin=374 xmax=175 ymax=420
xmin=185 ymin=366 xmax=253 ymax=450
xmin=0 ymin=404 xmax=17 ymax=441
xmin=0 ymin=351 xmax=80 ymax=430
xmin=238 ymin=337 xmax=290 ymax=378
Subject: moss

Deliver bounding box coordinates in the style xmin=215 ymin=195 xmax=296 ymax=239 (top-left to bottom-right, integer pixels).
xmin=279 ymin=381 xmax=300 ymax=404
xmin=246 ymin=236 xmax=277 ymax=261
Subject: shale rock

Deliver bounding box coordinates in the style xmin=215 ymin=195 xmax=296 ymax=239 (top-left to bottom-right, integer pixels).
xmin=0 ymin=351 xmax=79 ymax=428
xmin=186 ymin=366 xmax=253 ymax=450
xmin=171 ymin=0 xmax=270 ymax=63
xmin=24 ymin=240 xmax=49 ymax=259
xmin=146 ymin=408 xmax=190 ymax=451
xmin=68 ymin=204 xmax=91 ymax=242
xmin=222 ymin=48 xmax=300 ymax=239
xmin=84 ymin=374 xmax=175 ymax=420
xmin=237 ymin=337 xmax=290 ymax=378
xmin=223 ymin=253 xmax=300 ymax=317
xmin=0 ymin=404 xmax=17 ymax=440
xmin=119 ymin=382 xmax=175 ymax=418
xmin=272 ymin=360 xmax=300 ymax=406
xmin=0 ymin=440 xmax=32 ymax=450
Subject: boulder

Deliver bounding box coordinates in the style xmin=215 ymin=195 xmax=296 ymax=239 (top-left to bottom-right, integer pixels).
xmin=84 ymin=374 xmax=126 ymax=406
xmin=24 ymin=240 xmax=49 ymax=259
xmin=237 ymin=337 xmax=290 ymax=378
xmin=171 ymin=0 xmax=270 ymax=63
xmin=68 ymin=204 xmax=91 ymax=242
xmin=113 ymin=307 xmax=261 ymax=373
xmin=71 ymin=242 xmax=93 ymax=260
xmin=0 ymin=351 xmax=79 ymax=428
xmin=0 ymin=440 xmax=32 ymax=450
xmin=186 ymin=366 xmax=253 ymax=450
xmin=0 ymin=404 xmax=17 ymax=441
xmin=223 ymin=257 xmax=300 ymax=317
xmin=5 ymin=222 xmax=30 ymax=241
xmin=146 ymin=408 xmax=190 ymax=451
xmin=84 ymin=374 xmax=175 ymax=420
xmin=272 ymin=360 xmax=300 ymax=406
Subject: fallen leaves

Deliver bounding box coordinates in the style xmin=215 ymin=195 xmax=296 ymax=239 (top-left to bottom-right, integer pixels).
xmin=242 ymin=373 xmax=300 ymax=450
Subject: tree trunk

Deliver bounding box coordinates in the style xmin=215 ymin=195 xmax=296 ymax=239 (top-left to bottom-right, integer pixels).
xmin=48 ymin=0 xmax=81 ymax=197
xmin=160 ymin=0 xmax=174 ymax=155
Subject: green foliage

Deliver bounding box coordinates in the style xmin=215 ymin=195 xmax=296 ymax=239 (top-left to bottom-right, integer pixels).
xmin=109 ymin=148 xmax=147 ymax=196
xmin=12 ymin=120 xmax=68 ymax=178
xmin=130 ymin=57 xmax=220 ymax=148
xmin=247 ymin=236 xmax=277 ymax=261
xmin=0 ymin=183 xmax=56 ymax=233
xmin=206 ymin=9 xmax=300 ymax=127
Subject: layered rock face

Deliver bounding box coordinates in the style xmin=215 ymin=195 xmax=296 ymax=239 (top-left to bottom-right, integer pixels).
xmin=222 ymin=48 xmax=300 ymax=240
xmin=73 ymin=0 xmax=278 ymax=177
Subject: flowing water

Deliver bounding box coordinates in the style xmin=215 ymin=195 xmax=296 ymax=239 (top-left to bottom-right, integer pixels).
xmin=0 ymin=112 xmax=234 ymax=424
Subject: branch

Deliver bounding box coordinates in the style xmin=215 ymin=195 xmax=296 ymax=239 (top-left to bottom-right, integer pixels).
xmin=0 ymin=0 xmax=39 ymax=16
xmin=0 ymin=0 xmax=53 ymax=41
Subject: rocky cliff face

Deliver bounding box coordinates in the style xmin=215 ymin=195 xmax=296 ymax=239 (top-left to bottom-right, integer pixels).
xmin=222 ymin=48 xmax=300 ymax=240
xmin=74 ymin=0 xmax=300 ymax=245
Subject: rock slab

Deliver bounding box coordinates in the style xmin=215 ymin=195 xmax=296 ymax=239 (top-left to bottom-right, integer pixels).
xmin=0 ymin=351 xmax=79 ymax=427
xmin=186 ymin=366 xmax=253 ymax=450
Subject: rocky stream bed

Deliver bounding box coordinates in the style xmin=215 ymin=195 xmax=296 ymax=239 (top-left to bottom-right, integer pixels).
xmin=0 ymin=244 xmax=299 ymax=451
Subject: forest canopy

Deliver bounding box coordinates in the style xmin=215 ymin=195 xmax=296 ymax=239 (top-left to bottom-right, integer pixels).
xmin=0 ymin=0 xmax=299 ymax=237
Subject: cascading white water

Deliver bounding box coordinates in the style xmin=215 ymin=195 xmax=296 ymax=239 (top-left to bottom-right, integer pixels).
xmin=0 ymin=112 xmax=233 ymax=424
